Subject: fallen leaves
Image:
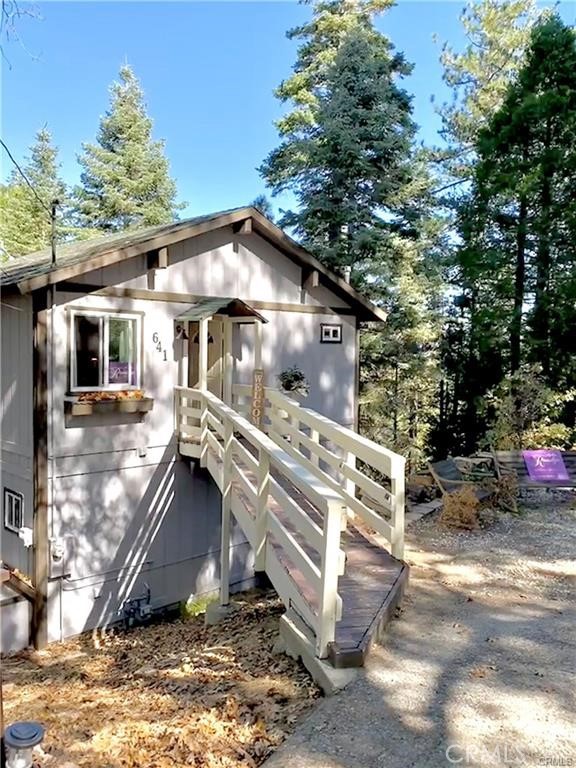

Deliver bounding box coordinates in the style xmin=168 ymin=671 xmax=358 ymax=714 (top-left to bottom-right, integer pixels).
xmin=3 ymin=590 xmax=319 ymax=768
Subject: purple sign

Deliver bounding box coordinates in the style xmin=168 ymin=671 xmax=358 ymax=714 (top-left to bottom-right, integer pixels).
xmin=108 ymin=361 xmax=136 ymax=385
xmin=522 ymin=450 xmax=569 ymax=482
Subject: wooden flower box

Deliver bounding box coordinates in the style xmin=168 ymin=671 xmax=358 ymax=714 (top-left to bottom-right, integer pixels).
xmin=65 ymin=393 xmax=154 ymax=417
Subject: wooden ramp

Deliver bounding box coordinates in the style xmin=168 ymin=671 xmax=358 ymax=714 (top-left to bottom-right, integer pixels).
xmin=206 ymin=441 xmax=407 ymax=668
xmin=330 ymin=528 xmax=407 ymax=667
xmin=176 ymin=386 xmax=408 ymax=669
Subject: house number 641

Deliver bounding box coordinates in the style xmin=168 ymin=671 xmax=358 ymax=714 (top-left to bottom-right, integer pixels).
xmin=152 ymin=332 xmax=168 ymax=362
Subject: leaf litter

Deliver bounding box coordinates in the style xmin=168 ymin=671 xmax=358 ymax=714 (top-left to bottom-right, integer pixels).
xmin=2 ymin=590 xmax=320 ymax=767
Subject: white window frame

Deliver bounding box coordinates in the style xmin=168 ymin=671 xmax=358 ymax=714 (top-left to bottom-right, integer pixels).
xmin=69 ymin=309 xmax=143 ymax=392
xmin=320 ymin=323 xmax=343 ymax=344
xmin=4 ymin=488 xmax=24 ymax=533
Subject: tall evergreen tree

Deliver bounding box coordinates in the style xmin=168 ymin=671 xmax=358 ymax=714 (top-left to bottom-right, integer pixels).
xmin=0 ymin=127 xmax=68 ymax=258
xmin=75 ymin=65 xmax=181 ymax=231
xmin=475 ymin=15 xmax=576 ymax=387
xmin=443 ymin=15 xmax=576 ymax=452
xmin=432 ymin=0 xmax=544 ymax=454
xmin=435 ymin=0 xmax=540 ymax=183
xmin=273 ymin=0 xmax=394 ymax=139
xmin=261 ymin=21 xmax=415 ymax=277
xmin=261 ymin=1 xmax=445 ymax=462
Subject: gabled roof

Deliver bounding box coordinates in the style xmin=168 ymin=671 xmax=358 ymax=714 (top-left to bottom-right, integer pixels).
xmin=0 ymin=207 xmax=387 ymax=322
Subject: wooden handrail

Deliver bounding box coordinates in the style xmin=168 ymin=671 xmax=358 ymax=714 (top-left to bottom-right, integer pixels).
xmin=175 ymin=386 xmax=346 ymax=657
xmin=198 ymin=389 xmax=346 ymax=512
xmin=232 ymin=384 xmax=405 ymax=559
xmin=233 ymin=383 xmax=404 ymax=472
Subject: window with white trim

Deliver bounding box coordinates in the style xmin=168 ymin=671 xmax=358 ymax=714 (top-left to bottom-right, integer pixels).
xmin=320 ymin=323 xmax=342 ymax=344
xmin=70 ymin=310 xmax=142 ymax=391
xmin=4 ymin=488 xmax=24 ymax=533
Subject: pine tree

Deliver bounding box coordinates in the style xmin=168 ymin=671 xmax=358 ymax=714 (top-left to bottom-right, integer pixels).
xmin=261 ymin=1 xmax=445 ymax=463
xmin=274 ymin=0 xmax=394 ymax=138
xmin=475 ymin=15 xmax=576 ymax=387
xmin=75 ymin=65 xmax=181 ymax=231
xmin=249 ymin=194 xmax=275 ymax=221
xmin=261 ymin=21 xmax=415 ymax=276
xmin=444 ymin=15 xmax=576 ymax=451
xmin=435 ymin=0 xmax=541 ymax=183
xmin=0 ymin=127 xmax=68 ymax=258
xmin=433 ymin=0 xmax=544 ymax=453
xmin=0 ymin=185 xmax=42 ymax=259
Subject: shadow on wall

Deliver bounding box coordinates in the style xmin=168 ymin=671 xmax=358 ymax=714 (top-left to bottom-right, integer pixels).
xmin=234 ymin=312 xmax=356 ymax=427
xmin=55 ymin=442 xmax=253 ymax=641
xmin=51 ymin=444 xmax=251 ymax=639
xmin=46 ymin=288 xmax=254 ymax=642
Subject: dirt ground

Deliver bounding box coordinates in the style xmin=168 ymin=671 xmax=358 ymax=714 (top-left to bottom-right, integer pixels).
xmin=265 ymin=492 xmax=576 ymax=768
xmin=4 ymin=495 xmax=575 ymax=768
xmin=1 ymin=592 xmax=319 ymax=768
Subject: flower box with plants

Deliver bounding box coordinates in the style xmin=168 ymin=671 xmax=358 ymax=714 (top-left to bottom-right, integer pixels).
xmin=277 ymin=366 xmax=310 ymax=401
xmin=65 ymin=389 xmax=154 ymax=416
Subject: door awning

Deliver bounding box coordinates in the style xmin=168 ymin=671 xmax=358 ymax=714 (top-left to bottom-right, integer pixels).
xmin=176 ymin=297 xmax=268 ymax=323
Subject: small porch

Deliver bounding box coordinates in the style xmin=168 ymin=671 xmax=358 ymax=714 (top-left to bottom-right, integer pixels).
xmin=174 ymin=296 xmax=267 ymax=416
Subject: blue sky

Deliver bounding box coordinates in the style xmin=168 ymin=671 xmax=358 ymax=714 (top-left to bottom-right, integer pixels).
xmin=2 ymin=1 xmax=574 ymax=217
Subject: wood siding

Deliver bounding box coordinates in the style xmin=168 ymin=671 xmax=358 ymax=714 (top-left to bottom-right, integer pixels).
xmin=0 ymin=295 xmax=34 ymax=578
xmin=2 ymin=226 xmax=359 ymax=649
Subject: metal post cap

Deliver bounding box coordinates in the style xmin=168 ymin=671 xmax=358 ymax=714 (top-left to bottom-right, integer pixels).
xmin=4 ymin=721 xmax=45 ymax=749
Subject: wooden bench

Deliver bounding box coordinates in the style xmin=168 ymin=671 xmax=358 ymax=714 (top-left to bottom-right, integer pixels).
xmin=492 ymin=450 xmax=576 ymax=489
xmin=428 ymin=458 xmax=495 ymax=503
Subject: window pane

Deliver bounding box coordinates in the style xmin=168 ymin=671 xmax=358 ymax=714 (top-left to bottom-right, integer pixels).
xmin=14 ymin=496 xmax=22 ymax=529
xmin=7 ymin=495 xmax=13 ymax=527
xmin=4 ymin=491 xmax=23 ymax=531
xmin=108 ymin=317 xmax=137 ymax=385
xmin=75 ymin=316 xmax=101 ymax=387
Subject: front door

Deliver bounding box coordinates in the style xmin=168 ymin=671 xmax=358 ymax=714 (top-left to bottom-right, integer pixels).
xmin=188 ymin=318 xmax=224 ymax=397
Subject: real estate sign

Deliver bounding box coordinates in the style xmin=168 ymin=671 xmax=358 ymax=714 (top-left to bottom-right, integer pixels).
xmin=522 ymin=449 xmax=569 ymax=483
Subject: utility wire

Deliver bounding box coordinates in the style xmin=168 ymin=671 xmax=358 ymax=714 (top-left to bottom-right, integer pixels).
xmin=0 ymin=137 xmax=52 ymax=214
xmin=0 ymin=137 xmax=59 ymax=264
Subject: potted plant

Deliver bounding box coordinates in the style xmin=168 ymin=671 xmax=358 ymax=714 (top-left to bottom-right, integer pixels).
xmin=277 ymin=366 xmax=310 ymax=402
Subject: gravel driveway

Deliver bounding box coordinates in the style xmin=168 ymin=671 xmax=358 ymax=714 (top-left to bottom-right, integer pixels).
xmin=264 ymin=495 xmax=576 ymax=768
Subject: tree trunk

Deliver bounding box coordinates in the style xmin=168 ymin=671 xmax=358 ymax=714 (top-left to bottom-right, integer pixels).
xmin=510 ymin=194 xmax=527 ymax=375
xmin=532 ymin=118 xmax=553 ymax=377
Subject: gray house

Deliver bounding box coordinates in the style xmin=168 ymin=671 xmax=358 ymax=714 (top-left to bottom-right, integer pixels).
xmin=0 ymin=207 xmax=407 ymax=668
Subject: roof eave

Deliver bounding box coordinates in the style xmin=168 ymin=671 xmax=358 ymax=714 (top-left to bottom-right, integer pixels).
xmin=247 ymin=210 xmax=387 ymax=323
xmin=14 ymin=208 xmax=254 ymax=295
xmin=12 ymin=206 xmax=387 ymax=323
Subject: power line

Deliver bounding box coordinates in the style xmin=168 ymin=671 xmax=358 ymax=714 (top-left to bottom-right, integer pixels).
xmin=0 ymin=137 xmax=52 ymax=214
xmin=0 ymin=137 xmax=59 ymax=264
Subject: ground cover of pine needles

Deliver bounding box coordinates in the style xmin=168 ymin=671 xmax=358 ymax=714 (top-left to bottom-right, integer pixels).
xmin=2 ymin=591 xmax=320 ymax=767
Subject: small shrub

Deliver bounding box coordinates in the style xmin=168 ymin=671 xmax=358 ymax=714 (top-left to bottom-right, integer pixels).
xmin=523 ymin=422 xmax=573 ymax=450
xmin=180 ymin=592 xmax=217 ymax=619
xmin=496 ymin=472 xmax=520 ymax=513
xmin=439 ymin=486 xmax=480 ymax=530
xmin=484 ymin=366 xmax=576 ymax=450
